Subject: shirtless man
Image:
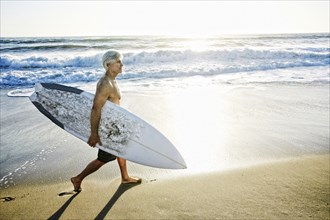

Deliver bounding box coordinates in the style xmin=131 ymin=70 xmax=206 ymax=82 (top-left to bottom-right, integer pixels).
xmin=71 ymin=50 xmax=141 ymax=191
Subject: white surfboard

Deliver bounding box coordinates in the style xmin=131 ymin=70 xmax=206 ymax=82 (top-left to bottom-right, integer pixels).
xmin=29 ymin=83 xmax=186 ymax=169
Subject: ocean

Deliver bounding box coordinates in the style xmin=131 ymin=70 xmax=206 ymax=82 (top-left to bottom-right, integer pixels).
xmin=1 ymin=33 xmax=329 ymax=93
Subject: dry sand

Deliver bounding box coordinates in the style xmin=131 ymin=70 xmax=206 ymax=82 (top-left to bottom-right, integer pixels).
xmin=1 ymin=154 xmax=329 ymax=219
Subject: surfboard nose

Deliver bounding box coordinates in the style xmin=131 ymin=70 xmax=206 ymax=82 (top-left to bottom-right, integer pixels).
xmin=171 ymin=148 xmax=187 ymax=169
xmin=126 ymin=134 xmax=187 ymax=169
xmin=175 ymin=159 xmax=187 ymax=169
xmin=179 ymin=156 xmax=187 ymax=169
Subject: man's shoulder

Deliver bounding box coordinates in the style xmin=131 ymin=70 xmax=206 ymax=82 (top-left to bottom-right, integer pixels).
xmin=95 ymin=77 xmax=112 ymax=96
xmin=97 ymin=76 xmax=113 ymax=89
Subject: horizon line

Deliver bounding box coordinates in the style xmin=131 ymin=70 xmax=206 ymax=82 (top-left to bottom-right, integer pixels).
xmin=1 ymin=32 xmax=329 ymax=39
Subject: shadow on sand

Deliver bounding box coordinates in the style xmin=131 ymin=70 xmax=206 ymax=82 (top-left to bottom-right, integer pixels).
xmin=94 ymin=183 xmax=139 ymax=220
xmin=48 ymin=191 xmax=81 ymax=220
xmin=47 ymin=183 xmax=138 ymax=220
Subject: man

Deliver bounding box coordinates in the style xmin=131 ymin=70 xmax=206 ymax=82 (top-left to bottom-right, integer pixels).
xmin=71 ymin=50 xmax=142 ymax=191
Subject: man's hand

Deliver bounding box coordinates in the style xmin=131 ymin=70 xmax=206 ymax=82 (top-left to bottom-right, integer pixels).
xmin=87 ymin=134 xmax=102 ymax=147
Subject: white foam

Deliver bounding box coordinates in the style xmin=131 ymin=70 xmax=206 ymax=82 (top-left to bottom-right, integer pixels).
xmin=0 ymin=146 xmax=57 ymax=188
xmin=1 ymin=34 xmax=329 ymax=88
xmin=7 ymin=88 xmax=34 ymax=97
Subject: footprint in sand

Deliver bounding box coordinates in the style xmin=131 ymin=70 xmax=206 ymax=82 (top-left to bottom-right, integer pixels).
xmin=58 ymin=191 xmax=79 ymax=197
xmin=0 ymin=197 xmax=16 ymax=202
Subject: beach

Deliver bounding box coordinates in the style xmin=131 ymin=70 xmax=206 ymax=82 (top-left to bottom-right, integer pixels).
xmin=1 ymin=34 xmax=329 ymax=219
xmin=0 ymin=154 xmax=329 ymax=220
xmin=1 ymin=82 xmax=329 ymax=219
xmin=1 ymin=0 xmax=329 ymax=217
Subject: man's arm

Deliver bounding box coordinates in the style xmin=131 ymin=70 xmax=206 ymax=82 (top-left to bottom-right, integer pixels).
xmin=87 ymin=82 xmax=110 ymax=147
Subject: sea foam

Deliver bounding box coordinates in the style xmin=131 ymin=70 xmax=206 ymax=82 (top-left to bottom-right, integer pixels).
xmin=1 ymin=34 xmax=329 ymax=89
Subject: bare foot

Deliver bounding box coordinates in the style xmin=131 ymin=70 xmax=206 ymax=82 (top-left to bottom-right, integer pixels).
xmin=122 ymin=177 xmax=142 ymax=185
xmin=71 ymin=177 xmax=82 ymax=192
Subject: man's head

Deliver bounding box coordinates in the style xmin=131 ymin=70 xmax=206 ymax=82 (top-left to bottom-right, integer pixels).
xmin=102 ymin=50 xmax=123 ymax=71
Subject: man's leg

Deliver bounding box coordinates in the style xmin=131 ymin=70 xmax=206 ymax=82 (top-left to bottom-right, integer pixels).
xmin=117 ymin=157 xmax=142 ymax=184
xmin=71 ymin=159 xmax=105 ymax=191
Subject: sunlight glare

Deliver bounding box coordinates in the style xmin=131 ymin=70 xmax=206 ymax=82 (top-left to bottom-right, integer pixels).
xmin=168 ymin=87 xmax=228 ymax=173
xmin=180 ymin=39 xmax=212 ymax=51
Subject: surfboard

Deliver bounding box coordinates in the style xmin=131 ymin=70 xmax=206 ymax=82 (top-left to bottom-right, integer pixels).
xmin=29 ymin=83 xmax=186 ymax=169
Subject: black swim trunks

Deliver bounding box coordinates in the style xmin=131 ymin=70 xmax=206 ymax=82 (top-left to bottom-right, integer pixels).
xmin=97 ymin=149 xmax=117 ymax=163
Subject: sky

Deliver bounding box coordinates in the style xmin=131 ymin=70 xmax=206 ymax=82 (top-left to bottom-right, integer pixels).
xmin=1 ymin=1 xmax=329 ymax=37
